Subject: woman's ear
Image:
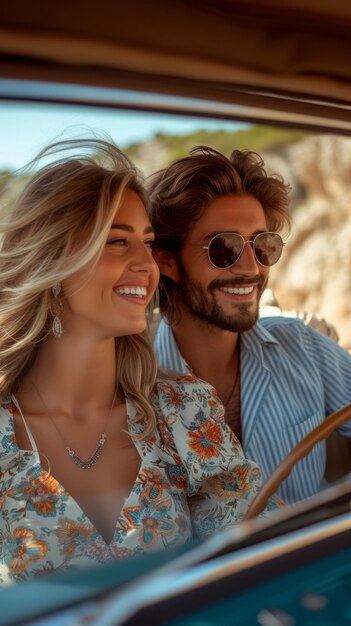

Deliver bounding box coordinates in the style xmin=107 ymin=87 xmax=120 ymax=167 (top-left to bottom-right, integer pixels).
xmin=153 ymin=249 xmax=180 ymax=283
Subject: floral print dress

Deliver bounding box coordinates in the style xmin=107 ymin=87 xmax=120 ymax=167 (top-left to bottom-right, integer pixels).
xmin=0 ymin=375 xmax=281 ymax=584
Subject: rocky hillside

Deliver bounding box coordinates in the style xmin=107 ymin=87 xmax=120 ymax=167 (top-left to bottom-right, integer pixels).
xmin=125 ymin=126 xmax=309 ymax=177
xmin=266 ymin=135 xmax=351 ymax=349
xmin=127 ymin=130 xmax=351 ymax=349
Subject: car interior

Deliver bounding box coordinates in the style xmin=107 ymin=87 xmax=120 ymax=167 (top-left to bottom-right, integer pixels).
xmin=0 ymin=1 xmax=351 ymax=625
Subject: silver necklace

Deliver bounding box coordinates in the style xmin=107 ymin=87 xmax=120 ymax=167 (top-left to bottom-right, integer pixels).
xmin=33 ymin=383 xmax=117 ymax=470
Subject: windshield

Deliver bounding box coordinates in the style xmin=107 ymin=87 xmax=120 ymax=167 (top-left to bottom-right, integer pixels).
xmin=0 ymin=84 xmax=350 ymax=626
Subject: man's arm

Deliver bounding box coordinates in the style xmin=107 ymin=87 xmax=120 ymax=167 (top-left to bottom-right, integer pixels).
xmin=302 ymin=323 xmax=351 ymax=436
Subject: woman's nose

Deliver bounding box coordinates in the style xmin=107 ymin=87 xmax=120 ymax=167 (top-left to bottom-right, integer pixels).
xmin=130 ymin=244 xmax=158 ymax=273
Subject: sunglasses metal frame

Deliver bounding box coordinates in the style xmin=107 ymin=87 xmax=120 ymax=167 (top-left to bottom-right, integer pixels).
xmin=201 ymin=231 xmax=285 ymax=269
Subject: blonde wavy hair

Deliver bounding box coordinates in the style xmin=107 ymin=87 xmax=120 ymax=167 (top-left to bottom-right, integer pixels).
xmin=0 ymin=138 xmax=158 ymax=437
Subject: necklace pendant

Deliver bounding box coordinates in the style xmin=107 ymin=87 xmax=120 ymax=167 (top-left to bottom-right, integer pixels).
xmin=66 ymin=432 xmax=107 ymax=469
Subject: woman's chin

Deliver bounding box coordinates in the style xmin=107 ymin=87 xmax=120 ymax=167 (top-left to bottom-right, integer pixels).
xmin=116 ymin=319 xmax=148 ymax=337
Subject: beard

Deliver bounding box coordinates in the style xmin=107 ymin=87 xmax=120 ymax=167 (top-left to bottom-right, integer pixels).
xmin=176 ymin=259 xmax=266 ymax=332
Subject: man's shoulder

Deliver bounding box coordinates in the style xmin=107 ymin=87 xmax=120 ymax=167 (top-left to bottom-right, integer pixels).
xmin=257 ymin=316 xmax=351 ymax=362
xmin=258 ymin=315 xmax=341 ymax=345
xmin=259 ymin=315 xmax=308 ymax=333
xmin=257 ymin=315 xmax=305 ymax=330
xmin=246 ymin=315 xmax=310 ymax=347
xmin=257 ymin=315 xmax=335 ymax=350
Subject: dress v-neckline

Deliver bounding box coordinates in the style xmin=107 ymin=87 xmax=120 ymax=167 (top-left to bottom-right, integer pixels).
xmin=9 ymin=394 xmax=144 ymax=547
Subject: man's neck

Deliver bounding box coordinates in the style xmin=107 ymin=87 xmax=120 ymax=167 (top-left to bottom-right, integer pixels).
xmin=171 ymin=312 xmax=240 ymax=391
xmin=170 ymin=309 xmax=242 ymax=441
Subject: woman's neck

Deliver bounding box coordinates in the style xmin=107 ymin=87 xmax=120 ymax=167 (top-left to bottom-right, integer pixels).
xmin=18 ymin=334 xmax=117 ymax=417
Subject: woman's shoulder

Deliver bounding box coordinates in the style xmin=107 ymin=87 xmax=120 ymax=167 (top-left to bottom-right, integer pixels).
xmin=155 ymin=371 xmax=222 ymax=406
xmin=151 ymin=373 xmax=250 ymax=497
xmin=152 ymin=372 xmax=225 ymax=426
xmin=156 ymin=369 xmax=216 ymax=393
xmin=0 ymin=394 xmax=16 ymax=459
xmin=0 ymin=394 xmax=13 ymax=421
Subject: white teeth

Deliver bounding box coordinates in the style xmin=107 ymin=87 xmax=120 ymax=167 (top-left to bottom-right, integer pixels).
xmin=116 ymin=287 xmax=147 ymax=297
xmin=221 ymin=286 xmax=254 ymax=295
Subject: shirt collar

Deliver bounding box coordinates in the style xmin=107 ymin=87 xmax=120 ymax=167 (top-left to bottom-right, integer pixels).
xmin=155 ymin=317 xmax=279 ymax=372
xmin=241 ymin=319 xmax=280 ymax=348
xmin=154 ymin=318 xmax=190 ymax=374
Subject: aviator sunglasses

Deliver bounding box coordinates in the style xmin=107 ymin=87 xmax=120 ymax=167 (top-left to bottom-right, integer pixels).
xmin=202 ymin=232 xmax=285 ymax=269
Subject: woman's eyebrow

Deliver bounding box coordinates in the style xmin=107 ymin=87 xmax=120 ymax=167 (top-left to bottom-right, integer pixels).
xmin=110 ymin=224 xmax=154 ymax=234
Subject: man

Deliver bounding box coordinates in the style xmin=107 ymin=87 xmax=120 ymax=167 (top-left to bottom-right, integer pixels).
xmin=149 ymin=146 xmax=351 ymax=504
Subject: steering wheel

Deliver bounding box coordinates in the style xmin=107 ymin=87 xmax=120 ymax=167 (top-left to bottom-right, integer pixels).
xmin=245 ymin=403 xmax=351 ymax=520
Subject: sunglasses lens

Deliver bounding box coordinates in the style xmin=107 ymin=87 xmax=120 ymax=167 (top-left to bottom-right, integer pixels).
xmin=207 ymin=232 xmax=284 ymax=268
xmin=208 ymin=234 xmax=243 ymax=268
xmin=254 ymin=233 xmax=283 ymax=266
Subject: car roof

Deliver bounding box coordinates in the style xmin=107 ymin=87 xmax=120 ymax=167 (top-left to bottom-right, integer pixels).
xmin=0 ymin=0 xmax=350 ymax=132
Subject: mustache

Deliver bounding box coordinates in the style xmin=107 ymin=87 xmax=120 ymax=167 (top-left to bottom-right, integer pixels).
xmin=209 ymin=275 xmax=263 ymax=291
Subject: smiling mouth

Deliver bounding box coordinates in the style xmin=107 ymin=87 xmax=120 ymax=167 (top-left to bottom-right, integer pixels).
xmin=115 ymin=286 xmax=147 ymax=298
xmin=219 ymin=286 xmax=254 ymax=295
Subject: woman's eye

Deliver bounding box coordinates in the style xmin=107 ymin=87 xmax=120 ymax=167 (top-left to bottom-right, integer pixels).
xmin=107 ymin=238 xmax=155 ymax=250
xmin=108 ymin=238 xmax=126 ymax=247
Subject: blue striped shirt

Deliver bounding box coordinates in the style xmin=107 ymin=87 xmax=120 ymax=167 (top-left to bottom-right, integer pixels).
xmin=154 ymin=316 xmax=351 ymax=504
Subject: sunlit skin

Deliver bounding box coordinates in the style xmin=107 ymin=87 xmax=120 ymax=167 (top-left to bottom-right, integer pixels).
xmin=156 ymin=194 xmax=270 ymax=419
xmin=177 ymin=194 xmax=269 ymax=331
xmin=13 ymin=189 xmax=159 ymax=544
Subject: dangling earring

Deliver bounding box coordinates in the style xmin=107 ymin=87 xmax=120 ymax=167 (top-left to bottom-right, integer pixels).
xmin=50 ymin=283 xmax=63 ymax=338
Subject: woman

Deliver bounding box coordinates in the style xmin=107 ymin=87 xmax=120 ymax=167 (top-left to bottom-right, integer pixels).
xmin=0 ymin=138 xmax=281 ymax=584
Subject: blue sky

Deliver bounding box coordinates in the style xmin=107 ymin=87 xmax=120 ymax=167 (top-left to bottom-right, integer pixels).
xmin=0 ymin=101 xmax=247 ymax=171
